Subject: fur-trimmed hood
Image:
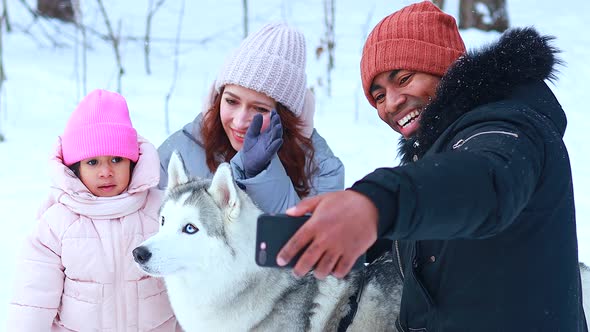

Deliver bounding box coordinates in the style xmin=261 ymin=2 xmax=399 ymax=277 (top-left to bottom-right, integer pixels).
xmin=398 ymin=27 xmax=562 ymax=164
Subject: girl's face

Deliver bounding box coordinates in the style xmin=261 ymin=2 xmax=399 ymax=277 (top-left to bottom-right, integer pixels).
xmin=219 ymin=84 xmax=276 ymax=151
xmin=78 ymin=156 xmax=132 ymax=197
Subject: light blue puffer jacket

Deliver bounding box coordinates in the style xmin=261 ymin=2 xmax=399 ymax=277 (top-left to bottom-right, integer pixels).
xmin=157 ymin=114 xmax=344 ymax=213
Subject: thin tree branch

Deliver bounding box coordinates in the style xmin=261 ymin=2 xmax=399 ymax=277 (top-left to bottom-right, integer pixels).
xmin=355 ymin=5 xmax=375 ymax=122
xmin=15 ymin=0 xmax=216 ymax=49
xmin=323 ymin=0 xmax=335 ymax=96
xmin=96 ymin=0 xmax=124 ymax=92
xmin=432 ymin=0 xmax=445 ymax=9
xmin=242 ymin=0 xmax=248 ymax=38
xmin=17 ymin=0 xmax=39 ymax=18
xmin=164 ymin=0 xmax=185 ymax=135
xmin=144 ymin=0 xmax=166 ymax=75
xmin=72 ymin=0 xmax=86 ymax=97
xmin=2 ymin=0 xmax=11 ymax=32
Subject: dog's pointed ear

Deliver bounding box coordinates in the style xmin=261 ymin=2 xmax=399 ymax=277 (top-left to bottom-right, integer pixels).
xmin=208 ymin=163 xmax=240 ymax=215
xmin=167 ymin=151 xmax=189 ymax=190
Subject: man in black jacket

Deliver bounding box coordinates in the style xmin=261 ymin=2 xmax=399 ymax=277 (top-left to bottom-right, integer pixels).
xmin=276 ymin=1 xmax=588 ymax=330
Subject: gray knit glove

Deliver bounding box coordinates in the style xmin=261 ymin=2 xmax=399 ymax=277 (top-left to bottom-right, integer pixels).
xmin=242 ymin=110 xmax=283 ymax=178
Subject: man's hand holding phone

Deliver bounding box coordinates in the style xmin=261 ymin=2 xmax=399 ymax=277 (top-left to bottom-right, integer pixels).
xmin=256 ymin=214 xmax=311 ymax=268
xmin=273 ymin=190 xmax=379 ymax=279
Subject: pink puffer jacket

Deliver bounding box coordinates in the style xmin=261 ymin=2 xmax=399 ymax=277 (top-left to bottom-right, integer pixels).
xmin=7 ymin=137 xmax=181 ymax=331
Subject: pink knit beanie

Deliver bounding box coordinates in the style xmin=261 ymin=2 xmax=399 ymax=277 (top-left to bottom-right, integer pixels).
xmin=215 ymin=22 xmax=307 ymax=116
xmin=61 ymin=89 xmax=138 ymax=166
xmin=360 ymin=1 xmax=466 ymax=107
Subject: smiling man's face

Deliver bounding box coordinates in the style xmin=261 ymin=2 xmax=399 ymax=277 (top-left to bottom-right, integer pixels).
xmin=369 ymin=70 xmax=441 ymax=138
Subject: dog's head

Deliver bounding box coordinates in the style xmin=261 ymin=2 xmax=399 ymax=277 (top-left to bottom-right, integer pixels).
xmin=133 ymin=152 xmax=260 ymax=277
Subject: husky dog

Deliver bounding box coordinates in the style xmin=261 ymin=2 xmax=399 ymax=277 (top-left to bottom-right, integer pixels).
xmin=133 ymin=153 xmax=402 ymax=331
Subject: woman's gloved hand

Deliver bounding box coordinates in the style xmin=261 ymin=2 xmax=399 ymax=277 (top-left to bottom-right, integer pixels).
xmin=242 ymin=110 xmax=283 ymax=178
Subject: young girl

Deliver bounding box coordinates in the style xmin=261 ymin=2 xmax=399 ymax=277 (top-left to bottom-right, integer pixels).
xmin=7 ymin=89 xmax=180 ymax=331
xmin=158 ymin=23 xmax=345 ymax=213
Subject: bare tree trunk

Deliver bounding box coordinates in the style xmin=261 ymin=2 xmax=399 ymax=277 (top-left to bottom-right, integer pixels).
xmin=321 ymin=0 xmax=335 ymax=96
xmin=37 ymin=0 xmax=74 ymax=22
xmin=1 ymin=0 xmax=11 ymax=32
xmin=144 ymin=0 xmax=166 ymax=75
xmin=96 ymin=0 xmax=124 ymax=93
xmin=355 ymin=5 xmax=374 ymax=122
xmin=459 ymin=0 xmax=509 ymax=32
xmin=72 ymin=0 xmax=86 ymax=97
xmin=432 ymin=0 xmax=445 ymax=9
xmin=164 ymin=0 xmax=185 ymax=135
xmin=242 ymin=0 xmax=248 ymax=38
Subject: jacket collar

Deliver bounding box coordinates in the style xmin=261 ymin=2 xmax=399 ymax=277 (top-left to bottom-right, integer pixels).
xmin=398 ymin=27 xmax=561 ymax=164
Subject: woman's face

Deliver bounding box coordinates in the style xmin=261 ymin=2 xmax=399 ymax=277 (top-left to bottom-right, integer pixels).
xmin=219 ymin=84 xmax=277 ymax=151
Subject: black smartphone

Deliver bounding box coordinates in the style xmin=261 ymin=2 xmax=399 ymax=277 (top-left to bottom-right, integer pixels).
xmin=255 ymin=213 xmax=366 ymax=270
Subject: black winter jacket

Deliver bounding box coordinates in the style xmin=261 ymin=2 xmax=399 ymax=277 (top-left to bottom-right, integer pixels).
xmin=351 ymin=28 xmax=587 ymax=331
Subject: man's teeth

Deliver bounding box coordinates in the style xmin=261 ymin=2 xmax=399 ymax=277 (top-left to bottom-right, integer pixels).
xmin=235 ymin=132 xmax=244 ymax=138
xmin=397 ymin=110 xmax=421 ymax=128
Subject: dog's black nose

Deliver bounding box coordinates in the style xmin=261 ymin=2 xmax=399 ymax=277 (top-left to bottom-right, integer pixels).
xmin=133 ymin=246 xmax=152 ymax=264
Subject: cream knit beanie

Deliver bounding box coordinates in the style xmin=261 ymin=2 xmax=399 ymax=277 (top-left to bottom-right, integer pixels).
xmin=215 ymin=22 xmax=307 ymax=116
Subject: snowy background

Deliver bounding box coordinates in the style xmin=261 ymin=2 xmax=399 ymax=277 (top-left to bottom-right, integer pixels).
xmin=1 ymin=0 xmax=588 ymax=326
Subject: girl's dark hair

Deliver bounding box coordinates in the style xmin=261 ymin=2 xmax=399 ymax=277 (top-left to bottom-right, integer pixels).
xmin=201 ymin=87 xmax=316 ymax=198
xmin=68 ymin=160 xmax=137 ymax=179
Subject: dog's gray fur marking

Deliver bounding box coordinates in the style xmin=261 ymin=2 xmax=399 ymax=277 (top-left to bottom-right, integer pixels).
xmin=251 ymin=275 xmax=319 ymax=331
xmin=167 ymin=179 xmax=236 ymax=256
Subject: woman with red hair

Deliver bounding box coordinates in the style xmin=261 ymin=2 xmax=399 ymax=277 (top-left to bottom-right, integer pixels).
xmin=158 ymin=23 xmax=344 ymax=213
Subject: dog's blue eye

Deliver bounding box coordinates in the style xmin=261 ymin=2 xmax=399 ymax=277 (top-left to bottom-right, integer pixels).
xmin=183 ymin=223 xmax=199 ymax=234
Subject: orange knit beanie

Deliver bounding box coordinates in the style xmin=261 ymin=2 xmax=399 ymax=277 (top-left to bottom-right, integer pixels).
xmin=360 ymin=1 xmax=466 ymax=107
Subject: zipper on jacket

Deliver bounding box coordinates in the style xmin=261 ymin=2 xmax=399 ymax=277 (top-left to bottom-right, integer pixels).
xmin=395 ymin=240 xmax=405 ymax=280
xmin=452 ymin=130 xmax=519 ymax=149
